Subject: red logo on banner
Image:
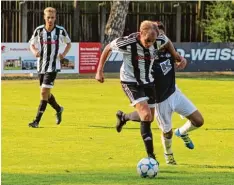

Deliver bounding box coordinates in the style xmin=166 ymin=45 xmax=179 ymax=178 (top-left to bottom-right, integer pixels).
xmin=79 ymin=42 xmax=101 ymax=73
xmin=1 ymin=45 xmax=9 ymax=53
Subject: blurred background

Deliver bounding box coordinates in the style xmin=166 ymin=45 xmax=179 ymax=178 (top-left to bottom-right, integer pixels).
xmin=1 ymin=0 xmax=234 ymax=74
xmin=2 ymin=0 xmax=234 ymax=43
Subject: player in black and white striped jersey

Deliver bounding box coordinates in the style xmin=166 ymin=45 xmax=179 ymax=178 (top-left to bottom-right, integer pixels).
xmin=30 ymin=24 xmax=70 ymax=73
xmin=28 ymin=7 xmax=71 ymax=128
xmin=96 ymin=20 xmax=166 ymax=160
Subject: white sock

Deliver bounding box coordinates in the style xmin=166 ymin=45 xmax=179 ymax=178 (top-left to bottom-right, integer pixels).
xmin=179 ymin=120 xmax=198 ymax=135
xmin=161 ymin=135 xmax=173 ymax=154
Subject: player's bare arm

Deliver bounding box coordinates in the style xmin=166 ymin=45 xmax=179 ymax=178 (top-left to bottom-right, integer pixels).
xmin=30 ymin=44 xmax=40 ymax=58
xmin=164 ymin=40 xmax=187 ymax=69
xmin=95 ymin=43 xmax=112 ymax=83
xmin=59 ymin=43 xmax=71 ymax=60
xmin=164 ymin=40 xmax=182 ymax=61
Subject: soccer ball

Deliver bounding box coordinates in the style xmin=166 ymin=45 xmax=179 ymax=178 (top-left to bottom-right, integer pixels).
xmin=137 ymin=157 xmax=159 ymax=178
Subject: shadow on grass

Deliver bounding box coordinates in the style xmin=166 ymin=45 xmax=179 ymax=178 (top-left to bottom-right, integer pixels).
xmin=179 ymin=163 xmax=234 ymax=169
xmin=2 ymin=170 xmax=234 ymax=185
xmin=88 ymin=125 xmax=234 ymax=131
xmin=88 ymin=125 xmax=161 ymax=130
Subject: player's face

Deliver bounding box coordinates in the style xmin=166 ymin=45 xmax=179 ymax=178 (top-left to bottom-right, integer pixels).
xmin=140 ymin=30 xmax=157 ymax=48
xmin=44 ymin=12 xmax=56 ymax=27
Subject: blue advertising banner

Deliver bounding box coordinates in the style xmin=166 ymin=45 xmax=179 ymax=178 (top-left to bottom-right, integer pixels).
xmin=104 ymin=43 xmax=234 ymax=72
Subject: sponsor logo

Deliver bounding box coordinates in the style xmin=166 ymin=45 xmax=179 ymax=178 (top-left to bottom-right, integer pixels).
xmin=80 ymin=47 xmax=100 ymax=51
xmin=160 ymin=59 xmax=172 ymax=75
xmin=135 ymin=55 xmax=155 ymax=60
xmin=1 ymin=45 xmax=8 ymax=53
xmin=177 ymin=48 xmax=234 ymax=61
xmin=1 ymin=46 xmax=29 ymax=52
xmin=40 ymin=41 xmax=58 ymax=45
xmin=108 ymin=47 xmax=234 ymax=62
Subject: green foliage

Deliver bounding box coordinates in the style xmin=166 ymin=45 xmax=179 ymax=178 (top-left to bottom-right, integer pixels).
xmin=200 ymin=1 xmax=234 ymax=42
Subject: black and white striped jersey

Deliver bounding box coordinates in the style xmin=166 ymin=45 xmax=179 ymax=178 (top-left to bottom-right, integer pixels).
xmin=110 ymin=32 xmax=168 ymax=85
xmin=29 ymin=25 xmax=71 ymax=74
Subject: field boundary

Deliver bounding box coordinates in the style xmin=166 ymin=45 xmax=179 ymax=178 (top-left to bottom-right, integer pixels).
xmin=1 ymin=71 xmax=234 ymax=80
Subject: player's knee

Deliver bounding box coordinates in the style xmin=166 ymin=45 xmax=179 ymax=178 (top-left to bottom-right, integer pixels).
xmin=163 ymin=130 xmax=173 ymax=139
xmin=137 ymin=103 xmax=152 ymax=121
xmin=197 ymin=115 xmax=204 ymax=127
xmin=41 ymin=90 xmax=50 ymax=100
xmin=193 ymin=115 xmax=204 ymax=127
xmin=141 ymin=111 xmax=152 ymax=121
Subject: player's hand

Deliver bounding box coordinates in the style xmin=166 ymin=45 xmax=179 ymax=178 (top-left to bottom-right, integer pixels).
xmin=58 ymin=53 xmax=65 ymax=60
xmin=35 ymin=50 xmax=40 ymax=58
xmin=175 ymin=57 xmax=187 ymax=70
xmin=95 ymin=71 xmax=104 ymax=83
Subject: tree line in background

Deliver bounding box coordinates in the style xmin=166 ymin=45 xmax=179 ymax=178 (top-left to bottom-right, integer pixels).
xmin=1 ymin=0 xmax=234 ymax=43
xmin=200 ymin=1 xmax=234 ymax=42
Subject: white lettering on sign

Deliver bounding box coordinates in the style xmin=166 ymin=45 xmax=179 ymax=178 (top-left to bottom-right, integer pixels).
xmin=177 ymin=49 xmax=185 ymax=57
xmin=108 ymin=48 xmax=234 ymax=62
xmin=215 ymin=49 xmax=221 ymax=60
xmin=179 ymin=48 xmax=234 ymax=61
xmin=220 ymin=48 xmax=231 ymax=60
xmin=191 ymin=49 xmax=206 ymax=60
xmin=205 ymin=49 xmax=216 ymax=60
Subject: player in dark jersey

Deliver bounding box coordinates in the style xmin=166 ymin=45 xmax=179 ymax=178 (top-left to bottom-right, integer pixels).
xmin=115 ymin=21 xmax=204 ymax=165
xmin=28 ymin=7 xmax=71 ymax=128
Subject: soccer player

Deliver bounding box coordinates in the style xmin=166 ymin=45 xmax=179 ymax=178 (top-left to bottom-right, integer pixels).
xmin=96 ymin=20 xmax=161 ymax=159
xmin=115 ymin=21 xmax=204 ymax=165
xmin=28 ymin=7 xmax=71 ymax=128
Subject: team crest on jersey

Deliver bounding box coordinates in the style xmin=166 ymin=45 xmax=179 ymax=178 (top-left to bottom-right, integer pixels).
xmin=165 ymin=53 xmax=171 ymax=58
xmin=144 ymin=51 xmax=149 ymax=55
xmin=53 ymin=35 xmax=58 ymax=40
xmin=160 ymin=59 xmax=172 ymax=75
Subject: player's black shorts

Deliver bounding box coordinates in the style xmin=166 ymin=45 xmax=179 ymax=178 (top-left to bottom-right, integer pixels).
xmin=38 ymin=72 xmax=57 ymax=88
xmin=121 ymin=82 xmax=156 ymax=107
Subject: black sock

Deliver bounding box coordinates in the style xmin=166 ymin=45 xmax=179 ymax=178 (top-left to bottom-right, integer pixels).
xmin=35 ymin=100 xmax=48 ymax=123
xmin=123 ymin=111 xmax=141 ymax=122
xmin=140 ymin=121 xmax=155 ymax=158
xmin=48 ymin=94 xmax=61 ymax=112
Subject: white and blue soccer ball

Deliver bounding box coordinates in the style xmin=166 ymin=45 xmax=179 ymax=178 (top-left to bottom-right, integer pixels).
xmin=137 ymin=157 xmax=159 ymax=178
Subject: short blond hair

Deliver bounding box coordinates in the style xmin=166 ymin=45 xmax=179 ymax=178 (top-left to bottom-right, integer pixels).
xmin=140 ymin=20 xmax=159 ymax=36
xmin=44 ymin=7 xmax=56 ymax=15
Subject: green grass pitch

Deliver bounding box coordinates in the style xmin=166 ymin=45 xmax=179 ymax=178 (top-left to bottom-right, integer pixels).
xmin=2 ymin=77 xmax=234 ymax=185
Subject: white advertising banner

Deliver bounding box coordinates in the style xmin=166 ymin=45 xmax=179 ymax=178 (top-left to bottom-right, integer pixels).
xmin=1 ymin=43 xmax=79 ymax=74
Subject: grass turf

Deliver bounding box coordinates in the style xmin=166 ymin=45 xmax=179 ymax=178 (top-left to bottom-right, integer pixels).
xmin=2 ymin=78 xmax=234 ymax=185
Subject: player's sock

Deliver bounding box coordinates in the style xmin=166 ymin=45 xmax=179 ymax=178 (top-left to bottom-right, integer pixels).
xmin=161 ymin=135 xmax=173 ymax=154
xmin=178 ymin=120 xmax=198 ymax=135
xmin=140 ymin=121 xmax=154 ymax=157
xmin=123 ymin=111 xmax=141 ymax=122
xmin=35 ymin=100 xmax=48 ymax=123
xmin=48 ymin=94 xmax=61 ymax=112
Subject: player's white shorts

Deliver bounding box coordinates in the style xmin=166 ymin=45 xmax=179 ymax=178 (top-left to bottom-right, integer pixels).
xmin=155 ymin=87 xmax=197 ymax=133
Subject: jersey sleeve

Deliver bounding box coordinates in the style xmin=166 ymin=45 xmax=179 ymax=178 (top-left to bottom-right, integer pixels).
xmin=61 ymin=28 xmax=71 ymax=44
xmin=156 ymin=34 xmax=169 ymax=49
xmin=110 ymin=36 xmax=134 ymax=52
xmin=29 ymin=28 xmax=39 ymax=45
